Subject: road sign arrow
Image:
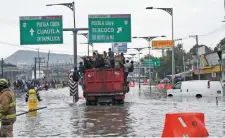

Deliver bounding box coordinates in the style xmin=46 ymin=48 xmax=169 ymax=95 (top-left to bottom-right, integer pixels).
xmin=29 ymin=28 xmax=35 ymax=36
xmin=117 ymin=27 xmax=122 ymax=33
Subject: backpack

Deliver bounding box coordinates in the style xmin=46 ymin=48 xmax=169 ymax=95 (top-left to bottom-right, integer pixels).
xmin=129 ymin=64 xmax=134 ymax=72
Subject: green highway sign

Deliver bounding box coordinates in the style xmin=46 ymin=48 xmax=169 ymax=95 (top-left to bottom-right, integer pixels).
xmin=20 ymin=15 xmax=63 ymax=45
xmin=144 ymin=58 xmax=160 ymax=67
xmin=88 ymin=14 xmax=131 ymax=43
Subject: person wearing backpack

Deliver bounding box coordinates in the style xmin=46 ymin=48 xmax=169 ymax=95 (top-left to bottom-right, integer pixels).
xmin=124 ymin=60 xmax=131 ymax=83
xmin=129 ymin=61 xmax=134 ymax=73
xmin=72 ymin=68 xmax=80 ymax=82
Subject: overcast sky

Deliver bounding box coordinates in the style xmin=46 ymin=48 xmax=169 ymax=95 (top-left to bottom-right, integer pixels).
xmin=0 ymin=0 xmax=224 ymax=59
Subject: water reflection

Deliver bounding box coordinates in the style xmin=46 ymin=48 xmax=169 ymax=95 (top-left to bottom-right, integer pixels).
xmin=11 ymin=87 xmax=225 ymax=137
xmin=81 ymin=106 xmax=130 ymax=137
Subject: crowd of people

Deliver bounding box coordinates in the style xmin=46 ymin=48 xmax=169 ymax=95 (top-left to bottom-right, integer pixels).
xmin=13 ymin=78 xmax=68 ymax=92
xmin=78 ymin=48 xmax=134 ymax=84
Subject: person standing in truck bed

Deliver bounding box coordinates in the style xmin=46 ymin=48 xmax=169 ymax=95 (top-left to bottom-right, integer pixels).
xmin=124 ymin=60 xmax=131 ymax=83
xmin=78 ymin=62 xmax=85 ymax=87
xmin=108 ymin=48 xmax=115 ymax=68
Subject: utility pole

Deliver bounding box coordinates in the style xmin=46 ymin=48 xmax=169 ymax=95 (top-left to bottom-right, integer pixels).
xmin=57 ymin=61 xmax=59 ymax=82
xmin=189 ymin=35 xmax=200 ymax=80
xmin=1 ymin=58 xmax=3 ymax=78
xmin=37 ymin=48 xmax=40 ymax=79
xmin=46 ymin=51 xmax=50 ymax=80
xmin=189 ymin=35 xmax=199 ymax=45
xmin=175 ymin=38 xmax=185 ymax=78
xmin=223 ymin=0 xmax=225 ymax=22
xmin=34 ymin=57 xmax=37 ymax=86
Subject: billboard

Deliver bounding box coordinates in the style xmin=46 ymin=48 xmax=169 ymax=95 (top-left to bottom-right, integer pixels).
xmin=200 ymin=55 xmax=208 ymax=67
xmin=112 ymin=43 xmax=127 ymax=53
xmin=205 ymin=52 xmax=220 ymax=66
xmin=197 ymin=46 xmax=206 ymax=55
xmin=152 ymin=40 xmax=174 ymax=49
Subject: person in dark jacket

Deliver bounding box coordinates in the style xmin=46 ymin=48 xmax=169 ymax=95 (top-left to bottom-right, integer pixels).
xmin=108 ymin=48 xmax=115 ymax=68
xmin=79 ymin=62 xmax=85 ymax=87
xmin=121 ymin=53 xmax=125 ymax=64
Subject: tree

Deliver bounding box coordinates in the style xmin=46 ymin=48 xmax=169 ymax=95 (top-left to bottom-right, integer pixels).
xmin=216 ymin=37 xmax=225 ymax=50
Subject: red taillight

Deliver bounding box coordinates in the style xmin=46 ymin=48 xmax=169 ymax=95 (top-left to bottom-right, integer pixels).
xmin=208 ymin=81 xmax=210 ymax=88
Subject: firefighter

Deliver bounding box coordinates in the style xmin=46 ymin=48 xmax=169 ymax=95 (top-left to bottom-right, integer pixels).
xmin=25 ymin=85 xmax=42 ymax=103
xmin=0 ymin=78 xmax=16 ymax=137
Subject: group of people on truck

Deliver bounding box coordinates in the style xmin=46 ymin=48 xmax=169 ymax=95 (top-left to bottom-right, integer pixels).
xmin=78 ymin=48 xmax=134 ymax=85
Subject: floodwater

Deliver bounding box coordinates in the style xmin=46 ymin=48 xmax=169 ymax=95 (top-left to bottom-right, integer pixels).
xmin=13 ymin=85 xmax=225 ymax=137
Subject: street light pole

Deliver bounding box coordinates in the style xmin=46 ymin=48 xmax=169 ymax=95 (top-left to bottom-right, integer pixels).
xmin=78 ymin=33 xmax=94 ymax=56
xmin=128 ymin=47 xmax=149 ymax=89
xmin=46 ymin=2 xmax=78 ymax=103
xmin=133 ymin=35 xmax=166 ymax=92
xmin=37 ymin=48 xmax=40 ymax=78
xmin=189 ymin=35 xmax=200 ymax=80
xmin=1 ymin=58 xmax=3 ymax=78
xmin=46 ymin=2 xmax=77 ymax=69
xmin=146 ymin=7 xmax=175 ymax=86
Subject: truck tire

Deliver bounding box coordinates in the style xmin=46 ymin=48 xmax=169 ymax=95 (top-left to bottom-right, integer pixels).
xmin=113 ymin=99 xmax=124 ymax=105
xmin=86 ymin=100 xmax=91 ymax=106
xmin=127 ymin=86 xmax=130 ymax=93
xmin=119 ymin=99 xmax=124 ymax=105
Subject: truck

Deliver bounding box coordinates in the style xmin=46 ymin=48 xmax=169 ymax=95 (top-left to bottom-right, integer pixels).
xmin=83 ymin=68 xmax=129 ymax=105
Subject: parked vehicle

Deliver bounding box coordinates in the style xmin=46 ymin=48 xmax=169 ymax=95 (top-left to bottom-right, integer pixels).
xmin=167 ymin=80 xmax=223 ymax=97
xmin=83 ymin=68 xmax=129 ymax=105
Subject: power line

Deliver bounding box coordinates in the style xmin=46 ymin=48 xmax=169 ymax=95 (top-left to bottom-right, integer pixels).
xmin=0 ymin=41 xmax=89 ymax=54
xmin=199 ymin=24 xmax=225 ymax=36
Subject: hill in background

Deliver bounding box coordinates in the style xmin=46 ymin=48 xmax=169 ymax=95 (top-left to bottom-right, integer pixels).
xmin=5 ymin=50 xmax=82 ymax=65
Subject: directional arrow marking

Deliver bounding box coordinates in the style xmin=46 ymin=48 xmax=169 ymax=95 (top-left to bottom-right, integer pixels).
xmin=29 ymin=28 xmax=35 ymax=36
xmin=117 ymin=27 xmax=122 ymax=33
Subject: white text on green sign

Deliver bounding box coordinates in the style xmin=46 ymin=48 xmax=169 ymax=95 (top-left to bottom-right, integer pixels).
xmin=20 ymin=15 xmax=63 ymax=45
xmin=88 ymin=14 xmax=131 ymax=43
xmin=144 ymin=59 xmax=160 ymax=67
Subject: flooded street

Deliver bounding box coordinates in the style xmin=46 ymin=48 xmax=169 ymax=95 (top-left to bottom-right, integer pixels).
xmin=13 ymin=86 xmax=225 ymax=137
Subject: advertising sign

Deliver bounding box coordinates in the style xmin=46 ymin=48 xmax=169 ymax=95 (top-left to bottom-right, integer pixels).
xmin=112 ymin=43 xmax=127 ymax=53
xmin=200 ymin=55 xmax=208 ymax=66
xmin=197 ymin=46 xmax=206 ymax=55
xmin=205 ymin=52 xmax=220 ymax=66
xmin=152 ymin=40 xmax=174 ymax=49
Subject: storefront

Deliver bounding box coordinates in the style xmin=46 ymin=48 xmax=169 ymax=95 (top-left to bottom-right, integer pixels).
xmin=193 ymin=52 xmax=222 ymax=81
xmin=194 ymin=65 xmax=221 ymax=80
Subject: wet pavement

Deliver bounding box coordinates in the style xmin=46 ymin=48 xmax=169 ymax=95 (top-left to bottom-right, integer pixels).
xmin=13 ymin=85 xmax=225 ymax=137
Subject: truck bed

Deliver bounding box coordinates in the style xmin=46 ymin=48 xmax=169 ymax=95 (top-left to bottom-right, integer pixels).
xmin=84 ymin=68 xmax=124 ymax=93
